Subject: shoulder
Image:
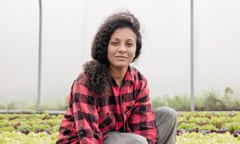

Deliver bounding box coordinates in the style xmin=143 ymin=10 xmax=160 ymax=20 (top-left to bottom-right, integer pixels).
xmin=75 ymin=71 xmax=88 ymax=84
xmin=129 ymin=66 xmax=148 ymax=82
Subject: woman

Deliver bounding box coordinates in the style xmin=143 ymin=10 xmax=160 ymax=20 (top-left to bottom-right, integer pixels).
xmin=57 ymin=11 xmax=177 ymax=144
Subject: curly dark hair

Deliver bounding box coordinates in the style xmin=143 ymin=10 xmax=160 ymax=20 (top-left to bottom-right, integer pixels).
xmin=91 ymin=11 xmax=142 ymax=64
xmin=83 ymin=11 xmax=142 ymax=95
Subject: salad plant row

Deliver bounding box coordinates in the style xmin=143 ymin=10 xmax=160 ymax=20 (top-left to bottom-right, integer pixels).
xmin=0 ymin=112 xmax=239 ymax=143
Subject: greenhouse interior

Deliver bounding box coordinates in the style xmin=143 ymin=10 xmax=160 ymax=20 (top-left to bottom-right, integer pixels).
xmin=0 ymin=0 xmax=240 ymax=143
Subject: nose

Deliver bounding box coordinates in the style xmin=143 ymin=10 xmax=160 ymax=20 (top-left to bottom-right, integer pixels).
xmin=118 ymin=44 xmax=127 ymax=52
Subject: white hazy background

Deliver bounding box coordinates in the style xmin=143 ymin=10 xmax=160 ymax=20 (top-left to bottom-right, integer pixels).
xmin=0 ymin=0 xmax=239 ymax=108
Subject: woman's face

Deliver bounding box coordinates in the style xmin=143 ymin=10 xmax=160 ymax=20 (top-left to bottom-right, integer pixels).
xmin=107 ymin=27 xmax=137 ymax=70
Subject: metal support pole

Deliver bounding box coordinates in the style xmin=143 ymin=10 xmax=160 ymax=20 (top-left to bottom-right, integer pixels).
xmin=37 ymin=0 xmax=42 ymax=112
xmin=190 ymin=0 xmax=195 ymax=111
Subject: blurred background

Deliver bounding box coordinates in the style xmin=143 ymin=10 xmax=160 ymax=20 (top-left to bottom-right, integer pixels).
xmin=0 ymin=0 xmax=239 ymax=111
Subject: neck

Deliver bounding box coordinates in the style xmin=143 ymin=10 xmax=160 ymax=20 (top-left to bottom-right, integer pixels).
xmin=110 ymin=66 xmax=128 ymax=86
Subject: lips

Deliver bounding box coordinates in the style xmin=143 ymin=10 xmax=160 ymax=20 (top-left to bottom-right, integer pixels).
xmin=115 ymin=56 xmax=128 ymax=58
xmin=115 ymin=56 xmax=128 ymax=61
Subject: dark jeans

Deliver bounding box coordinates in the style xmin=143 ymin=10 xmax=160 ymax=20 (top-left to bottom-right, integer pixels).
xmin=103 ymin=107 xmax=177 ymax=144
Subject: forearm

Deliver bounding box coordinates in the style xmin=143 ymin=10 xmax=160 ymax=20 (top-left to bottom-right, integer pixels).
xmin=72 ymin=81 xmax=102 ymax=143
xmin=130 ymin=80 xmax=157 ymax=143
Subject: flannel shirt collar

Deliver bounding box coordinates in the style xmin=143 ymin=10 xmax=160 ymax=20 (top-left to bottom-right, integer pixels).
xmin=124 ymin=66 xmax=135 ymax=84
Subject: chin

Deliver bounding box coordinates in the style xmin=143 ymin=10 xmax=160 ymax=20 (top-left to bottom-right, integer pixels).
xmin=112 ymin=63 xmax=129 ymax=68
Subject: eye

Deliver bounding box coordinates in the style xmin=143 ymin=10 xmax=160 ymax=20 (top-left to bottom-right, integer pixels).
xmin=110 ymin=41 xmax=119 ymax=46
xmin=126 ymin=42 xmax=134 ymax=47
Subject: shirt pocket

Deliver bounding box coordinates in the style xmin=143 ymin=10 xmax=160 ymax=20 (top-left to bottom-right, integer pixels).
xmin=98 ymin=112 xmax=116 ymax=131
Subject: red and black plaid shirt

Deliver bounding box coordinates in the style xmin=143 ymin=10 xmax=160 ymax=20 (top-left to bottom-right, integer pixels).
xmin=57 ymin=67 xmax=157 ymax=144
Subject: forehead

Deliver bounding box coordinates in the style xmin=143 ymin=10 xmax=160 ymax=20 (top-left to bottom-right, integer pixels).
xmin=110 ymin=27 xmax=137 ymax=41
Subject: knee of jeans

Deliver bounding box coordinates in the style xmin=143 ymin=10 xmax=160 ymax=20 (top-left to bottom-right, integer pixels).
xmin=154 ymin=106 xmax=177 ymax=120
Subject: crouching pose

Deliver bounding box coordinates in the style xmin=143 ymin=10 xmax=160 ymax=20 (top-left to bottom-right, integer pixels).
xmin=57 ymin=11 xmax=177 ymax=144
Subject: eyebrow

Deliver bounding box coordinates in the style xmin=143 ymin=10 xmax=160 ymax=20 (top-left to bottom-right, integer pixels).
xmin=110 ymin=38 xmax=135 ymax=41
